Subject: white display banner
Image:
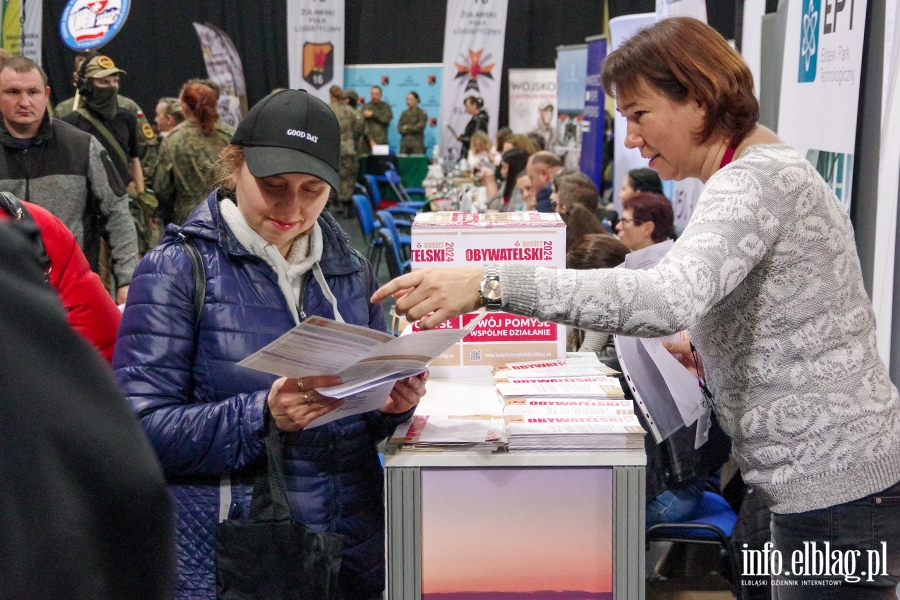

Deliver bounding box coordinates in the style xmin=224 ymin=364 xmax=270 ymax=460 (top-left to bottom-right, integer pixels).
xmin=609 ymin=13 xmax=655 ymax=216
xmin=508 ymin=69 xmax=557 ymax=149
xmin=872 ymin=11 xmax=900 ymax=370
xmin=741 ymin=0 xmax=767 ymax=100
xmin=4 ymin=0 xmax=41 ymax=65
xmin=287 ymin=0 xmax=345 ymax=103
xmin=778 ymin=0 xmax=868 ymax=214
xmin=192 ymin=22 xmax=248 ymax=129
xmin=439 ymin=0 xmax=509 ymax=158
xmin=655 ymin=0 xmax=707 ymax=235
xmin=656 ymin=0 xmax=707 ymax=23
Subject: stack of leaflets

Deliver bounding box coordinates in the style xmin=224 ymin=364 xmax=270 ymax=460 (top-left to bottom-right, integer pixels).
xmin=492 ymin=357 xmax=646 ymax=452
xmin=389 ymin=414 xmax=506 ymax=454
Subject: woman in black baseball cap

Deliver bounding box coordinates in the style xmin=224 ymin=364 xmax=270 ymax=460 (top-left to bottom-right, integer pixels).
xmin=114 ymin=89 xmax=425 ymax=600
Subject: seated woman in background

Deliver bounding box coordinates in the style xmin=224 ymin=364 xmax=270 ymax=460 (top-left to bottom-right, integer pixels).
xmin=620 ymin=167 xmax=664 ymax=202
xmin=555 ymin=171 xmax=618 ymax=230
xmin=501 ymin=133 xmax=540 ymax=155
xmin=615 ymin=191 xmax=675 ymax=252
xmin=114 ymin=90 xmax=425 ymax=600
xmin=563 ymin=204 xmax=608 ymax=250
xmin=514 ymin=172 xmax=536 ymax=211
xmin=482 ymin=148 xmax=529 ymax=212
xmin=467 ymin=130 xmax=495 ymax=172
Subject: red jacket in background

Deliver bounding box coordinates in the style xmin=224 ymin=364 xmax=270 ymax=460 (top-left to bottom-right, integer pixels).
xmin=1 ymin=201 xmax=121 ymax=361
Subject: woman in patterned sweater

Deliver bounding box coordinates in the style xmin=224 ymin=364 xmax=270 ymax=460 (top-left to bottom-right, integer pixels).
xmin=374 ymin=17 xmax=900 ymax=598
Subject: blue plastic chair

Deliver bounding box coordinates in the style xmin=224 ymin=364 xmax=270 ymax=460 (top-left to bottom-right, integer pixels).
xmin=364 ymin=174 xmax=418 ymax=220
xmin=377 ymin=210 xmax=411 ymax=256
xmin=646 ymin=491 xmax=740 ymax=585
xmin=378 ymin=227 xmax=410 ymax=278
xmin=383 ymin=168 xmax=426 ymax=210
xmin=352 ymin=194 xmax=383 ymax=270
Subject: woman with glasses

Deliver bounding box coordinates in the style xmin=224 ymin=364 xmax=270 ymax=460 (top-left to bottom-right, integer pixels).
xmin=614 ymin=191 xmax=675 ymax=251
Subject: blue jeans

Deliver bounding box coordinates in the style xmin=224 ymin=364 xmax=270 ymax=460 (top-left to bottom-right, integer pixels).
xmin=764 ymin=479 xmax=900 ymax=599
xmin=646 ymin=476 xmax=706 ymax=526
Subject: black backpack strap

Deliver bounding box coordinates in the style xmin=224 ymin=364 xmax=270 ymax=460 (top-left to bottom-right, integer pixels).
xmin=0 ymin=192 xmax=51 ymax=278
xmin=176 ymin=233 xmax=205 ymax=327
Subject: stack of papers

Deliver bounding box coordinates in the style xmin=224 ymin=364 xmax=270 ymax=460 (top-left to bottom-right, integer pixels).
xmin=389 ymin=414 xmax=506 ymax=454
xmin=503 ymin=414 xmax=646 ymax=452
xmin=493 ymin=357 xmax=645 ymax=452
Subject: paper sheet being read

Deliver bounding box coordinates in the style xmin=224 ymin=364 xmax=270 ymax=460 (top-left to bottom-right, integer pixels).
xmin=238 ymin=315 xmax=486 ymax=427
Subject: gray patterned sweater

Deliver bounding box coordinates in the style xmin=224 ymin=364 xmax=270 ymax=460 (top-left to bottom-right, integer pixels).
xmin=502 ymin=143 xmax=900 ymax=514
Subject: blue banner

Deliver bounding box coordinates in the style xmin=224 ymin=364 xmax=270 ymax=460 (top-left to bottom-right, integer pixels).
xmin=579 ymin=36 xmax=607 ymax=188
xmin=344 ymin=64 xmax=442 ymax=157
xmin=556 ymin=44 xmax=588 ymax=113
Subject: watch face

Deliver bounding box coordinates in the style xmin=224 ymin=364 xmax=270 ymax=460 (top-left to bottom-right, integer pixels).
xmin=483 ymin=279 xmax=502 ymax=300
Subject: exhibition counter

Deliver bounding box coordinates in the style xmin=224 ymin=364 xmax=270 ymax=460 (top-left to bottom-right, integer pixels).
xmin=384 ymin=377 xmax=646 ymax=600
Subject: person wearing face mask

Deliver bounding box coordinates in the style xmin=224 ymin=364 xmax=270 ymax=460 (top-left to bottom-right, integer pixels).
xmin=55 ymin=50 xmax=159 ymax=173
xmin=114 ymin=89 xmax=426 ymax=600
xmin=62 ymin=56 xmax=160 ymax=255
xmin=61 ymin=56 xmax=144 ymax=192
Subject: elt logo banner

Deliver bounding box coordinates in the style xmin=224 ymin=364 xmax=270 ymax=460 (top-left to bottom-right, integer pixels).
xmin=798 ymin=0 xmax=821 ymax=82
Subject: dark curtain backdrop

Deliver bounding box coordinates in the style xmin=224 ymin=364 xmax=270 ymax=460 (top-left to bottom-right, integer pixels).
xmin=43 ymin=0 xmax=735 ymax=128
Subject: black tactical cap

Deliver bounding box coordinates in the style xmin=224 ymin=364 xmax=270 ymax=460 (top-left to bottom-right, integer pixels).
xmin=232 ymin=89 xmax=340 ymax=191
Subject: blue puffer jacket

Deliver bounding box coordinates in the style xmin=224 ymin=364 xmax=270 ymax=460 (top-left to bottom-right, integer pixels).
xmin=113 ymin=192 xmax=412 ymax=600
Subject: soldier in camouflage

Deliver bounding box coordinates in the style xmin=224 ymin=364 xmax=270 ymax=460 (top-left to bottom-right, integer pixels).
xmin=362 ymin=86 xmax=392 ymax=148
xmin=344 ymin=89 xmax=370 ymax=157
xmin=153 ymin=83 xmax=232 ymax=226
xmin=55 ymin=51 xmax=159 ymax=178
xmin=329 ymin=85 xmax=362 ymax=211
xmin=397 ymin=91 xmax=427 ymax=154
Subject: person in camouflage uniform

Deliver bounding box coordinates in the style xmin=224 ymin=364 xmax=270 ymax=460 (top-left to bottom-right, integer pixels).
xmin=329 ymin=86 xmax=362 ymax=210
xmin=153 ymin=83 xmax=231 ymax=225
xmin=55 ymin=51 xmax=159 ymax=178
xmin=344 ymin=89 xmax=370 ymax=157
xmin=397 ymin=91 xmax=427 ymax=154
xmin=362 ymin=86 xmax=392 ymax=148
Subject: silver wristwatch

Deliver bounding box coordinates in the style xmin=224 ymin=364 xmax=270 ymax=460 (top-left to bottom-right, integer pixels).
xmin=479 ymin=265 xmax=502 ymax=312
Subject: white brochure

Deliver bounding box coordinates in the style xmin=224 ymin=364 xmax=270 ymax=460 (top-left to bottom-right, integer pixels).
xmin=239 ymin=315 xmax=485 ymax=427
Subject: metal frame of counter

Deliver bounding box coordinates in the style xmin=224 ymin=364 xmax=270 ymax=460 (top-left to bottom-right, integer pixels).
xmin=383 ymin=378 xmax=647 ymax=600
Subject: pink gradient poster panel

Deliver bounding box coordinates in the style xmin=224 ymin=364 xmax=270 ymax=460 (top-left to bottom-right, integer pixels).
xmin=421 ymin=467 xmax=613 ymax=600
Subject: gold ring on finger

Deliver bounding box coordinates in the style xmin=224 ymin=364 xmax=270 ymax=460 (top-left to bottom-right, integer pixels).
xmin=297 ymin=378 xmax=305 ymax=392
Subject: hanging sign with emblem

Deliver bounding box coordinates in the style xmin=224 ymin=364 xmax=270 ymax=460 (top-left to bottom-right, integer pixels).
xmin=59 ymin=0 xmax=130 ymax=50
xmin=302 ymin=42 xmax=334 ymax=89
xmin=287 ymin=0 xmax=345 ymax=103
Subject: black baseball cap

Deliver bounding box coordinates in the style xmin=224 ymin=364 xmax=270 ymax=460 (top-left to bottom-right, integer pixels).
xmin=232 ymin=89 xmax=340 ymax=191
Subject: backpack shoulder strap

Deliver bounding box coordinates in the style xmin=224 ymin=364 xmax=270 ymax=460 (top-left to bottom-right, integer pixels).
xmin=77 ymin=107 xmax=131 ymax=169
xmin=176 ymin=233 xmax=205 ymax=328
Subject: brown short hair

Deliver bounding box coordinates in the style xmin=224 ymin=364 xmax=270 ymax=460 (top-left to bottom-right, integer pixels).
xmin=528 ymin=150 xmax=563 ymax=169
xmin=623 ymin=192 xmax=675 ymax=243
xmin=600 ymin=17 xmax=758 ymax=147
xmin=558 ymin=174 xmax=600 ymax=213
xmin=1 ymin=56 xmax=47 ymax=86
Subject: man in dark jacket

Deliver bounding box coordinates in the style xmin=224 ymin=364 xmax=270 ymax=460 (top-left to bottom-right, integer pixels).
xmin=0 ymin=56 xmax=137 ymax=303
xmin=0 ymin=221 xmax=174 ymax=600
